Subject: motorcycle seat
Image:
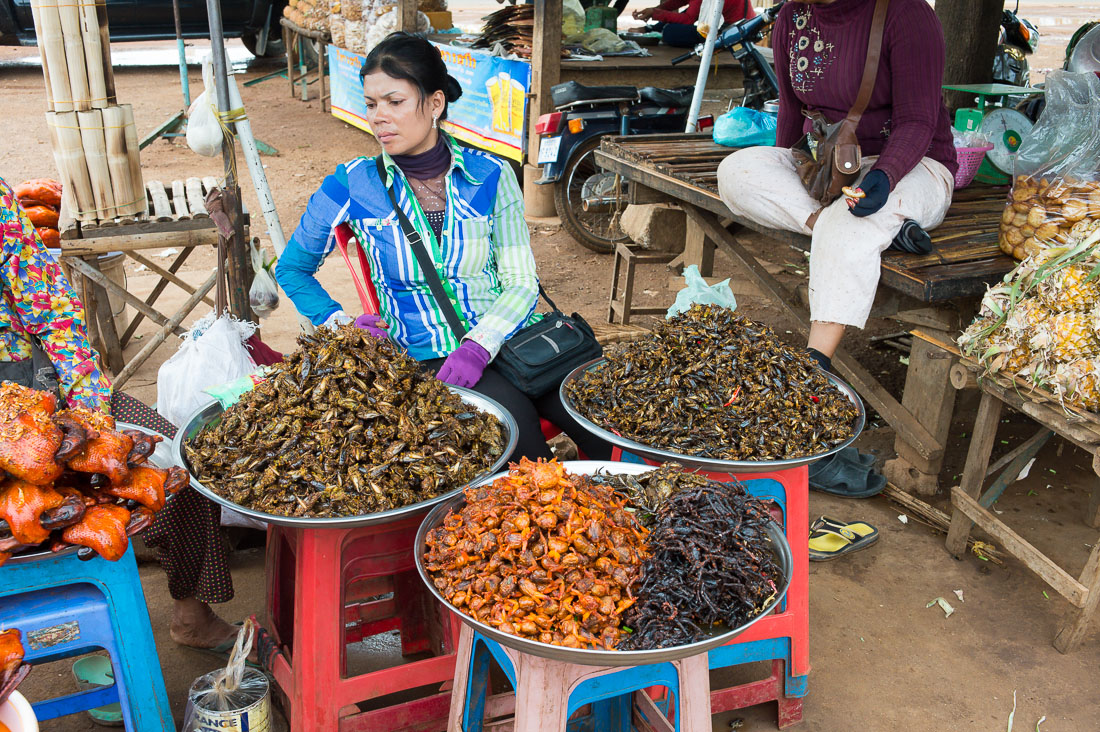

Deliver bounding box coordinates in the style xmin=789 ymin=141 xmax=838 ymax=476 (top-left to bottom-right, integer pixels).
xmin=551 ymin=81 xmax=639 ymax=108
xmin=638 ymin=86 xmax=694 ymax=107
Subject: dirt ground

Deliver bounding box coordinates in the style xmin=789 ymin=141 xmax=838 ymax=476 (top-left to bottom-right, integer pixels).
xmin=2 ymin=2 xmax=1099 ymax=729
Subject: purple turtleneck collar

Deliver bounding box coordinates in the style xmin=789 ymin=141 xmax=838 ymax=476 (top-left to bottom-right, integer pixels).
xmin=391 ymin=133 xmax=451 ymax=179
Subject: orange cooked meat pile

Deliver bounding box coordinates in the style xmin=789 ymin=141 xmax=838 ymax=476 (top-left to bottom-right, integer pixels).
xmin=424 ymin=459 xmax=649 ymax=650
xmin=0 ymin=385 xmax=188 ymax=566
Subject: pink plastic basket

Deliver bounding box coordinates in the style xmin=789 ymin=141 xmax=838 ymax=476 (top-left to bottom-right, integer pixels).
xmin=954 ymin=143 xmax=995 ymax=189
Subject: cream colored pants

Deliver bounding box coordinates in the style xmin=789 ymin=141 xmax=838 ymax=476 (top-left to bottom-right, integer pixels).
xmin=717 ymin=147 xmax=954 ymax=329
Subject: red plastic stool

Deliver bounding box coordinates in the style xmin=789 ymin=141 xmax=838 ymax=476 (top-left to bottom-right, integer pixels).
xmin=263 ymin=514 xmax=461 ymax=731
xmin=612 ymin=448 xmax=810 ymax=727
xmin=540 ymin=419 xmax=588 ymax=460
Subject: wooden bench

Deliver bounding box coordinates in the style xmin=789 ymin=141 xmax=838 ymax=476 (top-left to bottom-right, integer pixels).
xmin=594 ymin=133 xmax=1015 ymax=496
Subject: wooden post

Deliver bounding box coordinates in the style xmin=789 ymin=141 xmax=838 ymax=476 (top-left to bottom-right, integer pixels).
xmin=682 ymin=215 xmax=715 ymax=277
xmin=527 ymin=0 xmax=562 ymax=167
xmin=945 ymin=392 xmax=1003 ymax=557
xmin=398 ymin=0 xmax=418 ymax=32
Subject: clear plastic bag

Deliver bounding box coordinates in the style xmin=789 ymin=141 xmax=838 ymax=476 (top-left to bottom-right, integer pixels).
xmin=563 ymin=0 xmax=585 ymax=41
xmin=999 ymin=71 xmax=1100 ymax=260
xmin=713 ymin=107 xmax=777 ymax=148
xmin=667 ymin=264 xmax=737 ymax=318
xmin=249 ymin=240 xmax=280 ymax=318
xmin=182 ymin=619 xmax=271 ymax=732
xmin=156 ymin=313 xmax=257 ymax=427
xmin=186 ymin=58 xmax=223 ymax=157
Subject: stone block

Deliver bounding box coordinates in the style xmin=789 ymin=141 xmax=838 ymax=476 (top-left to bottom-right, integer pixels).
xmin=620 ymin=204 xmax=686 ymax=252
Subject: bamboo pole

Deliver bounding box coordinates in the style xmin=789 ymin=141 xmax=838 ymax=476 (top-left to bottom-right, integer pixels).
xmin=29 ymin=0 xmax=73 ymax=112
xmin=119 ymin=104 xmax=148 ymax=218
xmin=47 ymin=111 xmax=96 ymax=222
xmin=76 ymin=108 xmax=115 ymax=221
xmin=78 ymin=0 xmax=108 ymax=109
xmin=56 ymin=0 xmax=91 ymax=110
xmin=101 ymin=106 xmax=138 ymax=218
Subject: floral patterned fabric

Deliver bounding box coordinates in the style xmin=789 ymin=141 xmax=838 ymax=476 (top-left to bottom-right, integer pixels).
xmin=0 ymin=176 xmax=111 ymax=409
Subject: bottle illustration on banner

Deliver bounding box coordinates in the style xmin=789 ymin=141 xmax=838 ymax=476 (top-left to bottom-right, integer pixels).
xmin=485 ymin=72 xmax=526 ymax=136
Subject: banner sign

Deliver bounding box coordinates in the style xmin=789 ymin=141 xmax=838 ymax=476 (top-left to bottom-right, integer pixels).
xmin=328 ymin=43 xmax=531 ymax=162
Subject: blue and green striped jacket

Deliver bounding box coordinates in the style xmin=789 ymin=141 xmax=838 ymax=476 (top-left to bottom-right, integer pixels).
xmin=275 ymin=136 xmax=539 ymax=361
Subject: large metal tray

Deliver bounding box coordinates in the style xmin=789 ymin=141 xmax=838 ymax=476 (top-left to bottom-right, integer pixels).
xmin=560 ymin=359 xmax=866 ymax=473
xmin=415 ymin=460 xmax=792 ymax=666
xmin=4 ymin=421 xmax=172 ymax=566
xmin=172 ymin=388 xmax=518 ymax=529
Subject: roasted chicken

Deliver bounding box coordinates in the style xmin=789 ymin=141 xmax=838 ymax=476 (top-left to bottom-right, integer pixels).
xmin=0 ymin=385 xmax=186 ymax=565
xmin=103 ymin=465 xmax=188 ymax=511
xmin=0 ymin=628 xmax=29 ymax=705
xmin=60 ymin=408 xmax=133 ymax=485
xmin=0 ymin=382 xmax=64 ymax=485
xmin=0 ymin=479 xmax=66 ymax=544
xmin=61 ymin=504 xmax=132 ymax=561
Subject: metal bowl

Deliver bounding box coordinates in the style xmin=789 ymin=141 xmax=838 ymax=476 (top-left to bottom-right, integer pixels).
xmin=415 ymin=460 xmax=792 ymax=666
xmin=4 ymin=421 xmax=172 ymax=566
xmin=171 ymin=388 xmax=518 ymax=529
xmin=560 ymin=359 xmax=866 ymax=473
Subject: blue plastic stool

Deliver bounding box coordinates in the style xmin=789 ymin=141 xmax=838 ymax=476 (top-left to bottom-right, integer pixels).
xmin=452 ymin=626 xmax=711 ymax=732
xmin=0 ymin=545 xmax=173 ymax=731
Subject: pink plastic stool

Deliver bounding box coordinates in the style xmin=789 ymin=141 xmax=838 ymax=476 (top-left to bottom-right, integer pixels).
xmin=447 ymin=623 xmax=712 ymax=732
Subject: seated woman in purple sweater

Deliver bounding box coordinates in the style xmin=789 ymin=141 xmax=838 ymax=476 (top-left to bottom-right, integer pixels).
xmin=718 ymin=0 xmax=957 ymax=370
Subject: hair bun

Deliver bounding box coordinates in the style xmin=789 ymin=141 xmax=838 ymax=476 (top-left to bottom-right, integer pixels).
xmin=445 ymin=75 xmax=463 ymax=103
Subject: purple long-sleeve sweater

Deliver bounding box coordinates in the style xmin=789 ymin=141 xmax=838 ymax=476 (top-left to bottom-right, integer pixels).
xmin=772 ymin=0 xmax=958 ymax=189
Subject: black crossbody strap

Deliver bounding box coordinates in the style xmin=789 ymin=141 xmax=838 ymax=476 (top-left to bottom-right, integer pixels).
xmin=378 ymin=156 xmax=468 ymax=338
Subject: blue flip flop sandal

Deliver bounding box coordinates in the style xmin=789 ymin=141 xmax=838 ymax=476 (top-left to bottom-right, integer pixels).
xmin=809 ymin=448 xmax=885 ymax=498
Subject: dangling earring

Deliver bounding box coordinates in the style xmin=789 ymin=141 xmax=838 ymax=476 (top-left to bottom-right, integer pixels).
xmin=432 ymin=115 xmax=439 ymax=129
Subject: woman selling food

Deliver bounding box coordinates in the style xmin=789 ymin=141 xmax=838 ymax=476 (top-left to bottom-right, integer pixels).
xmin=716 ymin=0 xmax=957 ymax=371
xmin=276 ymin=32 xmax=612 ymax=462
xmin=0 ymin=175 xmax=247 ymax=656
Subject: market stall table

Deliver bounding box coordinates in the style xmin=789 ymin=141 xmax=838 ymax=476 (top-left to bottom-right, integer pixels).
xmin=280 ymin=17 xmax=330 ymax=111
xmin=910 ymin=331 xmax=1100 ymax=653
xmin=594 ymin=133 xmax=1015 ymax=497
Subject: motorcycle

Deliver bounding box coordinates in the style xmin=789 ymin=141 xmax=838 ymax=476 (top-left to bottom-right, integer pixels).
xmin=670 ymin=0 xmax=784 ymax=112
xmin=534 ymin=4 xmax=783 ymax=254
xmin=533 ymin=81 xmax=698 ymax=253
xmin=993 ymin=1 xmax=1039 ymax=88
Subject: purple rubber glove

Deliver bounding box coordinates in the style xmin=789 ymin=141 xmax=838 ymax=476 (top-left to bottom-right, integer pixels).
xmin=436 ymin=341 xmax=490 ymax=388
xmin=354 ymin=313 xmax=390 ymax=340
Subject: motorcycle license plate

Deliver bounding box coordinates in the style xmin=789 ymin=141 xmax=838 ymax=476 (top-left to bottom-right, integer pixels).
xmin=537 ymin=136 xmax=562 ymax=164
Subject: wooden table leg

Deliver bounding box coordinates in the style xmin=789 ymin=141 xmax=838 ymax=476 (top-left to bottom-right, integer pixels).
xmin=884 ymin=330 xmax=959 ymax=496
xmin=284 ymin=24 xmax=294 ymax=99
xmin=319 ymin=39 xmax=327 ymax=113
xmin=1053 ymin=541 xmax=1100 ymax=653
xmin=945 ymin=392 xmax=1003 ymax=557
xmin=682 ymin=214 xmax=714 ymax=277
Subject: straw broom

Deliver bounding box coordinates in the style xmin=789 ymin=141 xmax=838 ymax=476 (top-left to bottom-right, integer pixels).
xmin=101 ymin=106 xmax=138 ymax=218
xmin=56 ymin=0 xmax=91 ymax=110
xmin=47 ymin=111 xmax=96 ymax=223
xmin=78 ymin=0 xmax=109 ymax=109
xmin=28 ymin=0 xmax=73 ymax=112
xmin=76 ymin=108 xmax=116 ymax=220
xmin=119 ymin=104 xmax=148 ymax=218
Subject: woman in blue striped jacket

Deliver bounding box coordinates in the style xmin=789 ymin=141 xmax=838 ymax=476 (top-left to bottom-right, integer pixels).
xmin=276 ymin=33 xmax=610 ymax=462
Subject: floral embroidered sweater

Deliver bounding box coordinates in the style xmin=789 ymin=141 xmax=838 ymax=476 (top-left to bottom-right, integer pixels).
xmin=772 ymin=0 xmax=958 ymax=189
xmin=0 ymin=177 xmax=111 ymax=409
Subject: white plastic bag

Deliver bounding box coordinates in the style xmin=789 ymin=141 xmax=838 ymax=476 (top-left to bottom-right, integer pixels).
xmin=249 ymin=240 xmax=280 ymax=318
xmin=666 ymin=264 xmax=737 ymax=319
xmin=156 ymin=313 xmax=257 ymax=427
xmin=563 ymin=0 xmax=585 ymax=42
xmin=186 ymin=58 xmax=223 ymax=157
xmin=696 ymin=0 xmax=723 ymax=36
xmin=182 ymin=619 xmax=271 ymax=731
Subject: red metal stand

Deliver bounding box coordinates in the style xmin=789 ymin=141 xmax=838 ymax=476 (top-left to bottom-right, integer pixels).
xmin=264 ymin=514 xmax=460 ymax=732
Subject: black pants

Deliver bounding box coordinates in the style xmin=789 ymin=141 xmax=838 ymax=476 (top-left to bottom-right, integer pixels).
xmin=422 ymin=359 xmax=613 ymax=462
xmin=656 ymin=22 xmax=705 ymax=48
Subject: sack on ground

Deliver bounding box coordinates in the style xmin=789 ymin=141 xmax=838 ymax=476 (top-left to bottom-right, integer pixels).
xmin=667 ymin=264 xmax=737 ymax=318
xmin=998 ymin=71 xmax=1100 ymax=261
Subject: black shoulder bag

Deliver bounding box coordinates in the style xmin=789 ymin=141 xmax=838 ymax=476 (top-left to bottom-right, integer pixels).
xmin=378 ymin=157 xmax=602 ymax=398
